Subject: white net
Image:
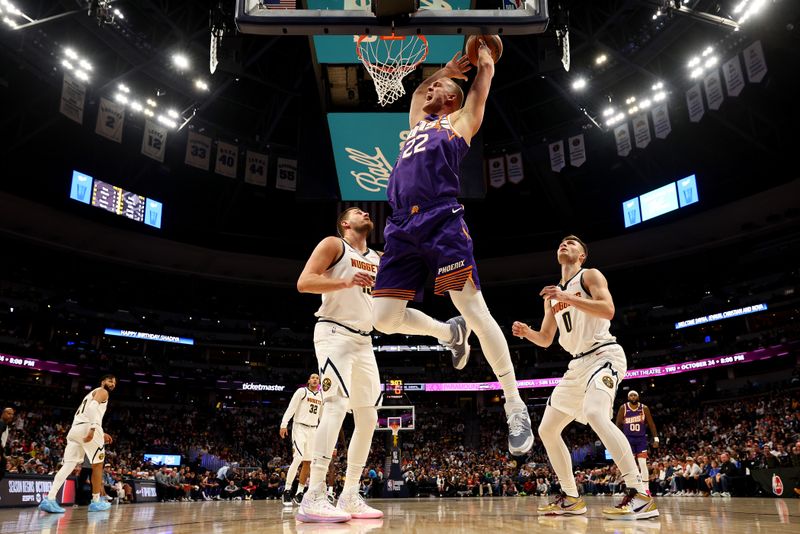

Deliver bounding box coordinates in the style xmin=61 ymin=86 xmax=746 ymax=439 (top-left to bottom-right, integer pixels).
xmin=210 ymin=27 xmax=223 ymax=75
xmin=357 ymin=35 xmax=428 ymax=107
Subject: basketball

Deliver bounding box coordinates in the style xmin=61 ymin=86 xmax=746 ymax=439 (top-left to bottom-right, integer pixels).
xmin=465 ymin=35 xmax=503 ymax=66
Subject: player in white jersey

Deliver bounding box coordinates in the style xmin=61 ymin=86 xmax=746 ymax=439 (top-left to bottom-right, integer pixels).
xmin=295 ymin=207 xmax=383 ymax=523
xmin=39 ymin=374 xmax=117 ymax=513
xmin=280 ymin=373 xmax=322 ymax=505
xmin=512 ymin=236 xmax=658 ymax=520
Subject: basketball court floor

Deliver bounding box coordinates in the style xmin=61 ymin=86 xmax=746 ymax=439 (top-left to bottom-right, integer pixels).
xmin=1 ymin=496 xmax=797 ymax=533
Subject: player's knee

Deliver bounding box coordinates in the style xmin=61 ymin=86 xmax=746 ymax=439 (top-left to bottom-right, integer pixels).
xmin=373 ymin=303 xmax=402 ymax=334
xmin=537 ymin=420 xmax=557 ymax=443
xmin=583 ymin=402 xmax=609 ymax=429
xmin=353 ymin=406 xmax=378 ymax=429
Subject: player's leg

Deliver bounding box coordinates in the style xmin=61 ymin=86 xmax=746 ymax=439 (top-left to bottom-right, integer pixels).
xmin=537 ymin=405 xmax=587 ymax=515
xmin=298 ymin=325 xmax=353 ymax=522
xmin=284 ymin=452 xmax=303 ymax=503
xmin=40 ymin=430 xmax=84 ymax=513
xmin=584 ymin=354 xmax=657 ymax=519
xmin=636 ymin=452 xmax=650 ymax=495
xmin=86 ymin=437 xmax=111 ymax=511
xmin=336 ymin=342 xmax=382 ymax=519
xmin=448 ymin=283 xmax=533 ymax=455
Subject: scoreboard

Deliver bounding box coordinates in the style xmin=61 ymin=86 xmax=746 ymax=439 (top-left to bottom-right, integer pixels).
xmin=385 ymin=379 xmax=404 ymax=400
xmin=71 ymin=170 xmax=162 ymax=228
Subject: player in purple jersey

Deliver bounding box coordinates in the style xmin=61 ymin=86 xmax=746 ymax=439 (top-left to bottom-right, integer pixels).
xmin=371 ymin=42 xmax=534 ymax=456
xmin=616 ymin=390 xmax=659 ymax=494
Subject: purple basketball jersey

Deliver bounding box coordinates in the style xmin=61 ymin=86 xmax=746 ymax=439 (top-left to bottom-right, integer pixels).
xmin=623 ymin=403 xmax=646 ymax=438
xmin=387 ymin=114 xmax=470 ymax=211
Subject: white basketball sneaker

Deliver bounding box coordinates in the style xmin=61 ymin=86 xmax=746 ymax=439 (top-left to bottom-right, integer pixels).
xmin=297 ymin=483 xmax=351 ymax=523
xmin=336 ymin=489 xmax=384 ymax=519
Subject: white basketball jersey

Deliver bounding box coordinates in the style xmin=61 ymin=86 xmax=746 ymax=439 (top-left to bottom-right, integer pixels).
xmin=72 ymin=388 xmax=108 ymax=427
xmin=294 ymin=388 xmax=323 ymax=427
xmin=550 ymin=269 xmax=616 ymax=356
xmin=315 ymin=239 xmax=380 ymax=333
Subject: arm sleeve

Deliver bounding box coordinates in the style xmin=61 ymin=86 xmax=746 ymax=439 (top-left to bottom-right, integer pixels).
xmin=281 ymin=389 xmax=303 ymax=428
xmin=83 ymin=400 xmax=104 ymax=430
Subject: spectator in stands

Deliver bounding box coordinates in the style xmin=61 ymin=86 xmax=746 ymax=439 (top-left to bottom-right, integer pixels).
xmin=684 ymin=457 xmax=702 ymax=495
xmin=265 ymin=470 xmax=282 ymax=499
xmin=713 ymin=452 xmax=738 ymax=497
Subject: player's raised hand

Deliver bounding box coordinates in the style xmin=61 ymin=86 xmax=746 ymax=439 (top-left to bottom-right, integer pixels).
xmin=346 ymin=272 xmax=375 ymax=289
xmin=84 ymin=429 xmax=95 ymax=443
xmin=511 ymin=321 xmax=531 ymax=339
xmin=279 ymin=427 xmax=288 ymax=439
xmin=540 ymin=285 xmax=567 ymax=302
xmin=104 ymin=434 xmax=113 ymax=445
xmin=444 ymin=52 xmax=472 ymax=80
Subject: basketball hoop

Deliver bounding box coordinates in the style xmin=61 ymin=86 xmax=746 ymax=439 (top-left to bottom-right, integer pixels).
xmin=356 ymin=34 xmax=429 ymax=107
xmin=210 ymin=26 xmax=224 ymax=74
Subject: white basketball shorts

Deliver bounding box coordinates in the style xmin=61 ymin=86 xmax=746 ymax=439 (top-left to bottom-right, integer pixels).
xmin=291 ymin=423 xmax=315 ymax=460
xmin=64 ymin=424 xmax=106 ymax=465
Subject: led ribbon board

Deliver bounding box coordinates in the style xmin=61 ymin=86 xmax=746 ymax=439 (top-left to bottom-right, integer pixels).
xmin=308 ymin=0 xmax=469 ymax=63
xmin=328 ymin=112 xmax=409 ymax=200
xmin=675 ymin=303 xmax=768 ymax=329
xmin=104 ymin=328 xmax=194 ymax=345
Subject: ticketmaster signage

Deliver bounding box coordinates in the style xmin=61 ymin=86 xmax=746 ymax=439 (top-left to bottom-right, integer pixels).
xmin=307 ymin=0 xmax=468 ymax=64
xmin=328 ymin=113 xmax=408 ymax=200
xmin=242 ymin=383 xmax=286 ymax=392
xmin=104 ymin=328 xmax=194 ymax=345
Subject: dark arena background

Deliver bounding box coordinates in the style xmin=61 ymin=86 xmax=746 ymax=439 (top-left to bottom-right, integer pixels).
xmin=1 ymin=1 xmax=799 ymax=532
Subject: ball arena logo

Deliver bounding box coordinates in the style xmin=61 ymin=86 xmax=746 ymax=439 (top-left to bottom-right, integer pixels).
xmin=771 ymin=474 xmax=784 ymax=496
xmin=241 ymin=383 xmax=286 ymax=392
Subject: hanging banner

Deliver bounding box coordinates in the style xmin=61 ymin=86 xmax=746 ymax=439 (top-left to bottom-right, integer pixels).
xmin=59 ymin=72 xmax=85 ymax=125
xmin=94 ymin=97 xmax=125 ymax=143
xmin=141 ymin=120 xmax=168 ymax=163
xmin=215 ymin=141 xmax=239 ymax=178
xmin=704 ymin=70 xmax=724 ymax=111
xmin=276 ymin=157 xmax=298 ymax=191
xmin=245 ymin=150 xmax=268 ymax=186
xmin=505 ymin=152 xmax=524 ymax=183
xmin=548 ymin=140 xmax=565 ymax=172
xmin=568 ymin=134 xmax=586 ymax=167
xmin=614 ymin=123 xmax=631 ymax=157
xmin=686 ymin=84 xmax=705 ymax=123
xmin=488 ymin=156 xmax=506 ymax=188
xmin=722 ymin=55 xmax=745 ymax=97
xmin=651 ymin=102 xmax=671 ymax=139
xmin=632 ymin=113 xmax=651 ymax=149
xmin=743 ymin=40 xmax=767 ymax=83
xmin=184 ymin=131 xmax=212 ymax=171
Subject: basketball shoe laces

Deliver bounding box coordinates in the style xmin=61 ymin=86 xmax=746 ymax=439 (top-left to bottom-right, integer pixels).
xmin=342 ymin=491 xmax=371 ymax=512
xmin=508 ymin=412 xmax=526 ymax=437
xmin=550 ymin=492 xmax=567 ymax=506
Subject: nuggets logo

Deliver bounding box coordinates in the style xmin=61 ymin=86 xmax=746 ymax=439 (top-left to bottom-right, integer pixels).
xmin=322 ymin=378 xmax=332 ymax=392
xmin=98 ymin=452 xmax=105 ymax=461
xmin=602 ymin=376 xmax=614 ymax=389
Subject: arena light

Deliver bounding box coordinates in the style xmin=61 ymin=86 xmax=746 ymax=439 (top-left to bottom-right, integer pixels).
xmin=653 ymin=91 xmax=667 ymax=101
xmin=701 ymin=46 xmax=714 ymax=57
xmin=602 ymin=107 xmax=615 ymax=117
xmin=690 ymin=67 xmax=703 ymax=79
xmin=625 ymin=96 xmax=636 ymax=105
xmin=146 ymin=98 xmax=157 ymax=108
xmin=733 ymin=0 xmax=749 ymax=14
xmin=595 ymin=54 xmax=607 ymax=65
xmin=157 ymin=115 xmax=177 ymax=129
xmin=167 ymin=108 xmax=179 ymax=119
xmin=130 ymin=101 xmax=143 ymax=112
xmin=687 ymin=57 xmax=701 ymax=68
xmin=64 ymin=48 xmax=78 ymax=60
xmin=172 ymin=53 xmax=190 ymax=70
xmin=113 ymin=8 xmax=124 ymax=20
xmin=118 ymin=83 xmax=130 ymax=93
xmin=114 ymin=93 xmax=128 ymax=104
xmin=639 ymin=98 xmax=652 ymax=109
xmin=74 ymin=69 xmax=89 ymax=82
xmin=3 ymin=15 xmax=15 ymax=27
xmin=194 ymin=79 xmax=209 ymax=91
xmin=61 ymin=59 xmax=74 ymax=70
xmin=628 ymin=105 xmax=639 ymax=115
xmin=705 ymin=56 xmax=718 ymax=69
xmin=143 ymin=108 xmax=155 ymax=117
xmin=651 ymin=82 xmax=663 ymax=91
xmin=571 ymin=77 xmax=587 ymax=91
xmin=78 ymin=59 xmax=92 ymax=71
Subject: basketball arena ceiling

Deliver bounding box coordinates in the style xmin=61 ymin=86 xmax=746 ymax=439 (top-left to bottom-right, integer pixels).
xmin=0 ymin=0 xmax=798 ymax=260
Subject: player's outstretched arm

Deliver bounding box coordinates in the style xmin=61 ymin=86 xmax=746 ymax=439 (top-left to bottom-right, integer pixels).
xmin=453 ymin=40 xmax=494 ymax=141
xmin=409 ymin=52 xmax=471 ymax=127
xmin=297 ymin=237 xmax=374 ymax=294
xmin=511 ymin=299 xmax=557 ymax=348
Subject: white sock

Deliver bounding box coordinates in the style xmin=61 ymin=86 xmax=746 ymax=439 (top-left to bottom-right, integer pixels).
xmin=92 ymin=493 xmax=100 ymax=503
xmin=638 ymin=457 xmax=650 ymax=490
xmin=309 ymin=396 xmax=348 ymax=488
xmin=295 ymin=483 xmax=305 ymax=495
xmin=47 ymin=461 xmax=79 ymax=501
xmin=449 ymin=283 xmax=522 ymax=405
xmin=538 ymin=406 xmax=579 ymax=498
xmin=373 ymin=298 xmax=451 ymax=340
xmin=343 ymin=406 xmax=378 ymax=494
xmin=583 ymin=387 xmax=647 ymax=494
xmin=327 ymin=486 xmax=334 ymax=495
